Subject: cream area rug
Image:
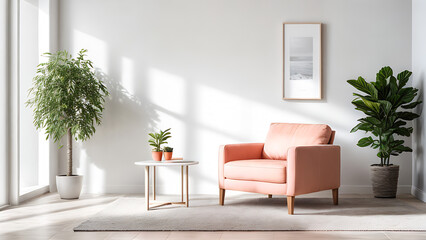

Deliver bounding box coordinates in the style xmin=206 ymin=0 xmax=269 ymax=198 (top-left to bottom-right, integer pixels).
xmin=74 ymin=195 xmax=426 ymax=231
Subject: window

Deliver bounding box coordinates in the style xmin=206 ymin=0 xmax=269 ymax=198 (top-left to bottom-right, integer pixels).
xmin=0 ymin=0 xmax=8 ymax=207
xmin=18 ymin=0 xmax=51 ymax=197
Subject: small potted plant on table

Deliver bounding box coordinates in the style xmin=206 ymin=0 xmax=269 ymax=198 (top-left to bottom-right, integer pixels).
xmin=163 ymin=147 xmax=174 ymax=160
xmin=148 ymin=128 xmax=171 ymax=161
xmin=347 ymin=66 xmax=421 ymax=198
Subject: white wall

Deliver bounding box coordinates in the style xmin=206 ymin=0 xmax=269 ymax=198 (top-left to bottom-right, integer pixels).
xmin=412 ymin=0 xmax=426 ymax=201
xmin=58 ymin=0 xmax=412 ymax=195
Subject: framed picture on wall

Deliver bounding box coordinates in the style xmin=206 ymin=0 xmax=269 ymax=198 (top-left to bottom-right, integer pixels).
xmin=283 ymin=23 xmax=322 ymax=100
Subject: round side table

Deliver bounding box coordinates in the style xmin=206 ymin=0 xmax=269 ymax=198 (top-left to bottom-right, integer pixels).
xmin=134 ymin=160 xmax=199 ymax=210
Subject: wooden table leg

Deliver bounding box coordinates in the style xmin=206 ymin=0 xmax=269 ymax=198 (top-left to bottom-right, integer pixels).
xmin=185 ymin=166 xmax=189 ymax=207
xmin=181 ymin=166 xmax=184 ymax=202
xmin=153 ymin=166 xmax=156 ymax=201
xmin=145 ymin=166 xmax=150 ymax=211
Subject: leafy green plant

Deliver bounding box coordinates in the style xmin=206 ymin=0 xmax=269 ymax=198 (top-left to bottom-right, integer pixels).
xmin=148 ymin=128 xmax=171 ymax=152
xmin=163 ymin=146 xmax=173 ymax=152
xmin=26 ymin=49 xmax=109 ymax=176
xmin=347 ymin=66 xmax=421 ymax=166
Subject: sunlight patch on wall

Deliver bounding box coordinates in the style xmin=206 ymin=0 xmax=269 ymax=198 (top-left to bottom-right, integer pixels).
xmin=77 ymin=148 xmax=105 ymax=193
xmin=72 ymin=30 xmax=108 ymax=73
xmin=120 ymin=57 xmax=135 ymax=96
xmin=147 ymin=68 xmax=187 ymax=115
xmin=194 ymin=84 xmax=248 ymax=138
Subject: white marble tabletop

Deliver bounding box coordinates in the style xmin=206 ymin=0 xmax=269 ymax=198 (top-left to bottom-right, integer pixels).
xmin=134 ymin=160 xmax=199 ymax=166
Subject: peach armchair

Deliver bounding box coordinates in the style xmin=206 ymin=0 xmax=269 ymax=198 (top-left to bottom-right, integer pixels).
xmin=218 ymin=123 xmax=340 ymax=215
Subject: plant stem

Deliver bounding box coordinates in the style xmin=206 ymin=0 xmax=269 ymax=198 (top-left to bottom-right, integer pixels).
xmin=67 ymin=128 xmax=72 ymax=176
xmin=379 ymin=134 xmax=383 ymax=166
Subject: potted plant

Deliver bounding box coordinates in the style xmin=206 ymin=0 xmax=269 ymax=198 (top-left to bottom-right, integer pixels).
xmin=163 ymin=146 xmax=174 ymax=160
xmin=348 ymin=66 xmax=421 ymax=198
xmin=26 ymin=49 xmax=109 ymax=199
xmin=148 ymin=128 xmax=171 ymax=161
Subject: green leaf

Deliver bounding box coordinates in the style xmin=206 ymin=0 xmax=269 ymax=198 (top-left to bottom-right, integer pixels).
xmin=361 ymin=98 xmax=380 ymax=113
xmin=364 ymin=117 xmax=381 ymax=125
xmin=396 ymin=112 xmax=420 ymax=120
xmin=401 ymin=100 xmax=422 ymax=109
xmin=372 ymin=142 xmax=380 ymax=149
xmin=397 ymin=70 xmax=412 ymax=89
xmin=351 ymin=122 xmax=372 ymax=133
xmin=392 ymin=120 xmax=406 ymax=128
xmin=352 ymin=100 xmax=375 ymax=115
xmin=357 ymin=137 xmax=374 ymax=147
xmin=376 ymin=66 xmax=393 ymax=88
xmin=377 ymin=66 xmax=393 ymax=81
xmin=398 ymin=87 xmax=417 ymax=105
xmin=394 ymin=127 xmax=412 ymax=137
xmin=389 ymin=76 xmax=398 ymax=95
xmin=393 ymin=145 xmax=412 ymax=153
xmin=347 ymin=77 xmax=378 ymax=99
xmin=390 ymin=140 xmax=404 ymax=147
xmin=378 ymin=100 xmax=392 ymax=115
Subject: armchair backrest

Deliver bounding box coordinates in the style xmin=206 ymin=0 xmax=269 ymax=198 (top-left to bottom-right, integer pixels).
xmin=262 ymin=123 xmax=333 ymax=160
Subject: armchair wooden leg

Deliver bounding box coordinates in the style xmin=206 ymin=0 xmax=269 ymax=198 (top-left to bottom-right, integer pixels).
xmin=268 ymin=194 xmax=272 ymax=198
xmin=287 ymin=196 xmax=295 ymax=215
xmin=332 ymin=188 xmax=338 ymax=205
xmin=219 ymin=188 xmax=225 ymax=205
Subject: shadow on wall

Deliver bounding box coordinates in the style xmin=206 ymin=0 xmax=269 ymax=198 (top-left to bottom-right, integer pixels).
xmin=72 ymin=69 xmax=160 ymax=193
xmin=414 ymin=73 xmax=424 ymax=191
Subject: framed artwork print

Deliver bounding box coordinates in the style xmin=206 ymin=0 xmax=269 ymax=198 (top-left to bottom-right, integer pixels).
xmin=283 ymin=23 xmax=322 ymax=100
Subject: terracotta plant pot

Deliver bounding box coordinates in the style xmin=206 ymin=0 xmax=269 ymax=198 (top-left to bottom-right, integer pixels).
xmin=370 ymin=165 xmax=399 ymax=198
xmin=152 ymin=151 xmax=163 ymax=161
xmin=164 ymin=152 xmax=173 ymax=160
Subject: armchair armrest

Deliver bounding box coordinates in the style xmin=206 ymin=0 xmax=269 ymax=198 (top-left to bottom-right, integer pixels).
xmin=218 ymin=143 xmax=264 ymax=188
xmin=286 ymin=145 xmax=340 ymax=196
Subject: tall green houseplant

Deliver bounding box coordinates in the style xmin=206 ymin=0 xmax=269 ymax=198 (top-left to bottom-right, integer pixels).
xmin=27 ymin=49 xmax=109 ymax=177
xmin=348 ymin=66 xmax=421 ymax=166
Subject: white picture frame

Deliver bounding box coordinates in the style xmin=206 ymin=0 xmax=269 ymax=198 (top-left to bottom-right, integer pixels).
xmin=283 ymin=23 xmax=322 ymax=100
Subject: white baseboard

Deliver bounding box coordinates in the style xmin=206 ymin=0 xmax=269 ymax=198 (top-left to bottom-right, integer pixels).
xmin=340 ymin=185 xmax=411 ymax=194
xmin=19 ymin=185 xmax=50 ymax=203
xmin=0 ymin=205 xmax=10 ymax=210
xmin=82 ymin=185 xmax=145 ymax=194
xmin=411 ymin=186 xmax=426 ymax=202
xmin=81 ymin=184 xmax=413 ymax=195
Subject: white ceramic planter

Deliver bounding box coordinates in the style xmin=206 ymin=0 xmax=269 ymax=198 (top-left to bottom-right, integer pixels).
xmin=56 ymin=175 xmax=83 ymax=199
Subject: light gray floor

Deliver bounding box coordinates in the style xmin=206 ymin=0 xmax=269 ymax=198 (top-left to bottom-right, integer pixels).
xmin=1 ymin=193 xmax=426 ymax=239
xmin=75 ymin=195 xmax=426 ymax=231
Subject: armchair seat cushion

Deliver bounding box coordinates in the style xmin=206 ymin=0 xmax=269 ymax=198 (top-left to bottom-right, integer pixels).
xmin=224 ymin=159 xmax=287 ymax=184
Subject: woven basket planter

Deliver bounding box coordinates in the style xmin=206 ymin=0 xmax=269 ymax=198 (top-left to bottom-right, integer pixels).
xmin=370 ymin=165 xmax=399 ymax=198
